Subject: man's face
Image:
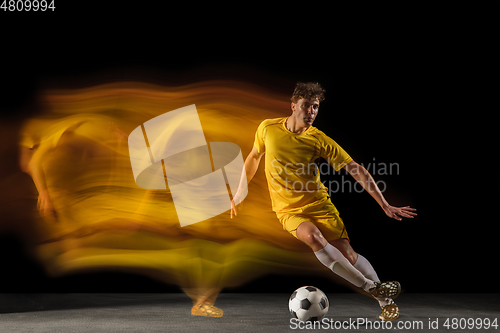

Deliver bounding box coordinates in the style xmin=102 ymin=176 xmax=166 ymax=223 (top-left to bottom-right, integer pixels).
xmin=291 ymin=98 xmax=320 ymax=127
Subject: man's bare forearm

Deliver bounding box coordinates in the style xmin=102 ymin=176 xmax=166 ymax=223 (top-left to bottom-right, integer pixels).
xmin=235 ymin=151 xmax=261 ymax=194
xmin=233 ymin=146 xmax=263 ymax=199
xmin=346 ymin=162 xmax=389 ymax=209
xmin=243 ymin=154 xmax=261 ymax=184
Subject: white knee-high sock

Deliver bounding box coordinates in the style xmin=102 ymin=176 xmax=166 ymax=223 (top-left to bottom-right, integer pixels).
xmin=354 ymin=254 xmax=380 ymax=283
xmin=314 ymin=243 xmax=375 ymax=292
xmin=354 ymin=254 xmax=390 ymax=307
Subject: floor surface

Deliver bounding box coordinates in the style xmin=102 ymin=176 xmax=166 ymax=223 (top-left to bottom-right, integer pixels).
xmin=1 ymin=293 xmax=499 ymax=332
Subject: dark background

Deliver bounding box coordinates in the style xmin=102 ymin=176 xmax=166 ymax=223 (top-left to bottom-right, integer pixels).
xmin=0 ymin=3 xmax=495 ymax=294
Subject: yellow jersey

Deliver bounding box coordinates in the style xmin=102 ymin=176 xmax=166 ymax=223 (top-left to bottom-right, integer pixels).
xmin=254 ymin=117 xmax=352 ymax=214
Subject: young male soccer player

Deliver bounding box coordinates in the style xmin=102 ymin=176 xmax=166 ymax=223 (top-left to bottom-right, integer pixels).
xmin=230 ymin=82 xmax=416 ymax=321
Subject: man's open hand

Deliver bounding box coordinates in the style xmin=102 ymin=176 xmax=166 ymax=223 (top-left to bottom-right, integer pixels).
xmin=383 ymin=205 xmax=417 ymax=221
xmin=230 ymin=193 xmax=244 ymax=219
xmin=230 ymin=199 xmax=237 ymax=219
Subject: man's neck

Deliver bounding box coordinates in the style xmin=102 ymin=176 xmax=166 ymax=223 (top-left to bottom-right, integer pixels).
xmin=286 ymin=116 xmax=309 ymax=134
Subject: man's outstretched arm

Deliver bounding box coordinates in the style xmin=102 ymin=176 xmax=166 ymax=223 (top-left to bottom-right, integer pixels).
xmin=230 ymin=146 xmax=264 ymax=218
xmin=344 ymin=160 xmax=417 ymax=221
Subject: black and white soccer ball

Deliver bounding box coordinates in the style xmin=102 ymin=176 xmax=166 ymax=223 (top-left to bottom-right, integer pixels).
xmin=289 ymin=286 xmax=329 ymax=322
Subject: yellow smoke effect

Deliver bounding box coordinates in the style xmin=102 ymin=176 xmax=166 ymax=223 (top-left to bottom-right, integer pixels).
xmin=19 ymin=80 xmax=338 ymax=293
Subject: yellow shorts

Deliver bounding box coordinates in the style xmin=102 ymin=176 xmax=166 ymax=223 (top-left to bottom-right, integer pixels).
xmin=276 ymin=211 xmax=348 ymax=242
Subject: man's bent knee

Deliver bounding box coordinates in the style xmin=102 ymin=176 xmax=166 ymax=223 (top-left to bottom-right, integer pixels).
xmin=296 ymin=222 xmax=327 ymax=251
xmin=305 ymin=232 xmax=324 ymax=247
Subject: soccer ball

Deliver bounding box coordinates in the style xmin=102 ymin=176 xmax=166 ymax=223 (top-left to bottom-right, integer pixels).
xmin=289 ymin=286 xmax=329 ymax=322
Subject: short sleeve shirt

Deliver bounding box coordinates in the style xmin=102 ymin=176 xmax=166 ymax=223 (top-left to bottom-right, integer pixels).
xmin=254 ymin=117 xmax=352 ymax=213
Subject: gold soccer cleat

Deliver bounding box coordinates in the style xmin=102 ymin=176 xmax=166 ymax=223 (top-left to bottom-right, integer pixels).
xmin=191 ymin=301 xmax=224 ymax=318
xmin=369 ymin=281 xmax=401 ymax=300
xmin=379 ymin=299 xmax=399 ymax=321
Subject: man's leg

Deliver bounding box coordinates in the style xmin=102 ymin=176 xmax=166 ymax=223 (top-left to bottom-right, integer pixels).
xmin=296 ymin=221 xmax=400 ymax=321
xmin=326 ymin=239 xmax=387 ymax=302
xmin=353 ymin=253 xmax=380 ymax=283
xmin=326 ymin=238 xmax=390 ymax=307
xmin=351 ymin=251 xmax=395 ymax=308
xmin=296 ymin=221 xmax=400 ymax=296
xmin=327 ymin=239 xmax=382 ymax=288
xmin=296 ymin=221 xmax=375 ymax=292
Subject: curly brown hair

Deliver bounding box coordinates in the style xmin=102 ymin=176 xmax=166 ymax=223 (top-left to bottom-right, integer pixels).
xmin=290 ymin=82 xmax=325 ymax=103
